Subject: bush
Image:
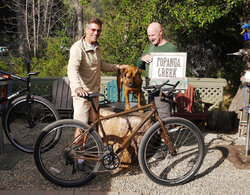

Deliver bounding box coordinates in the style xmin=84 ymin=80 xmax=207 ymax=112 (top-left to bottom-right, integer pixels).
xmin=32 ymin=31 xmax=70 ymax=77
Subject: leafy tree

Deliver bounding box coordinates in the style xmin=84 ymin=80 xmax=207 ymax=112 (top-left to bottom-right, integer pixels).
xmin=5 ymin=30 xmax=70 ymax=77
xmin=160 ymin=0 xmax=247 ymax=93
xmin=32 ymin=30 xmax=71 ymax=77
xmin=100 ymin=0 xmax=158 ymax=65
xmin=100 ymin=0 xmax=247 ymax=92
xmin=1 ymin=0 xmax=101 ymax=76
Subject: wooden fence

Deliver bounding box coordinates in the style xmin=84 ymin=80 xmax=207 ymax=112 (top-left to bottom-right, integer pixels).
xmin=11 ymin=76 xmax=241 ymax=132
xmin=11 ymin=76 xmax=227 ymax=110
xmin=101 ymin=77 xmax=227 ymax=110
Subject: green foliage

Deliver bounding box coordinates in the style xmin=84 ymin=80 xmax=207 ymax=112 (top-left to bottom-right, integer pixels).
xmin=8 ymin=54 xmax=26 ymax=76
xmin=221 ymin=55 xmax=245 ymax=94
xmin=100 ymin=0 xmax=160 ymax=66
xmin=0 ymin=59 xmax=13 ymax=73
xmin=8 ymin=30 xmax=71 ymax=77
xmin=79 ymin=0 xmax=101 ymax=22
xmin=6 ymin=31 xmax=70 ymax=77
xmin=32 ymin=30 xmax=71 ymax=77
xmin=100 ymin=0 xmax=244 ymax=61
xmin=164 ymin=0 xmax=243 ymax=31
xmin=99 ymin=0 xmax=246 ymax=94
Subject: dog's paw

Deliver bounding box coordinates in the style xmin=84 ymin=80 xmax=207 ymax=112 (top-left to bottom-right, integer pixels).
xmin=125 ymin=106 xmax=130 ymax=111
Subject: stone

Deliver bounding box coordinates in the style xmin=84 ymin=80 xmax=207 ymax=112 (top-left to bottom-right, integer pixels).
xmin=99 ymin=104 xmax=152 ymax=165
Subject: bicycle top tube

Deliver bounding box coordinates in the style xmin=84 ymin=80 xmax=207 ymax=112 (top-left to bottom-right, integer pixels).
xmin=77 ymin=80 xmax=180 ymax=114
xmin=0 ymin=70 xmax=40 ymax=82
xmin=0 ymin=69 xmax=40 ymax=102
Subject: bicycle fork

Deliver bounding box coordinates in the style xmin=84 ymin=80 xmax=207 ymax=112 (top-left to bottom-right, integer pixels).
xmin=156 ymin=116 xmax=176 ymax=155
xmin=25 ymin=94 xmax=36 ymax=128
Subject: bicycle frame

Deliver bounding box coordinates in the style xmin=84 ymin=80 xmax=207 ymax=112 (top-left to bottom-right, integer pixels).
xmin=0 ymin=69 xmax=39 ymax=103
xmin=73 ymin=99 xmax=176 ymax=162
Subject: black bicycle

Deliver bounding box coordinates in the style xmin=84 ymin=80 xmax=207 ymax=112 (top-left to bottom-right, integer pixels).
xmin=0 ymin=62 xmax=60 ymax=153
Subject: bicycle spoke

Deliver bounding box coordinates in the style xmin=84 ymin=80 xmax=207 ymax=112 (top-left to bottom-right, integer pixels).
xmin=139 ymin=118 xmax=204 ymax=186
xmin=4 ymin=96 xmax=59 ymax=153
xmin=34 ymin=120 xmax=103 ymax=187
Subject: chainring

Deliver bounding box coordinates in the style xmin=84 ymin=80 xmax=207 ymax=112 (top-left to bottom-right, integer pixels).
xmin=102 ymin=153 xmax=120 ymax=170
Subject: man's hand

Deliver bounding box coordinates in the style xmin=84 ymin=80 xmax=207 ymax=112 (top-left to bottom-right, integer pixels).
xmin=141 ymin=55 xmax=153 ymax=63
xmin=118 ymin=64 xmax=129 ymax=69
xmin=75 ymin=87 xmax=89 ymax=97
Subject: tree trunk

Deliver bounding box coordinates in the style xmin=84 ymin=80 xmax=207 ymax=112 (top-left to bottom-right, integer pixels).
xmin=16 ymin=0 xmax=26 ymax=56
xmin=72 ymin=0 xmax=84 ymax=39
xmin=32 ymin=0 xmax=37 ymax=57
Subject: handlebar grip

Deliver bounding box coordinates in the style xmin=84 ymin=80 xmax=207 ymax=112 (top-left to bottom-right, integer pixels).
xmin=77 ymin=93 xmax=105 ymax=99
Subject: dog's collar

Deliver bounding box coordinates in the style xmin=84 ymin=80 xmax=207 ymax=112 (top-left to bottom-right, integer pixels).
xmin=124 ymin=82 xmax=140 ymax=90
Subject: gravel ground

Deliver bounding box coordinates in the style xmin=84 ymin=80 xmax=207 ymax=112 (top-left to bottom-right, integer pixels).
xmin=1 ymin=132 xmax=250 ymax=195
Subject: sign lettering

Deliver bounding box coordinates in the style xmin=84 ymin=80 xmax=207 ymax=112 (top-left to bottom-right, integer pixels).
xmin=149 ymin=52 xmax=187 ymax=89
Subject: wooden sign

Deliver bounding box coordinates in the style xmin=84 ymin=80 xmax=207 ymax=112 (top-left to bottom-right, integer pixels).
xmin=149 ymin=52 xmax=187 ymax=89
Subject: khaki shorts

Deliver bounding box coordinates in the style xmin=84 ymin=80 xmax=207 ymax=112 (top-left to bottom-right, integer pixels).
xmin=73 ymin=96 xmax=99 ymax=124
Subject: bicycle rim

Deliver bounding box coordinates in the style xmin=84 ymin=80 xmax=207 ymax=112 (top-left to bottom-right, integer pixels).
xmin=3 ymin=96 xmax=60 ymax=153
xmin=138 ymin=117 xmax=204 ymax=186
xmin=34 ymin=119 xmax=103 ymax=187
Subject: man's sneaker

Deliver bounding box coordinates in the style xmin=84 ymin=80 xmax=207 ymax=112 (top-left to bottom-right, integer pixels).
xmin=76 ymin=160 xmax=93 ymax=172
xmin=149 ymin=148 xmax=166 ymax=162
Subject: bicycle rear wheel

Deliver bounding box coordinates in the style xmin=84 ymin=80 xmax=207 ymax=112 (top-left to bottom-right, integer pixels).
xmin=3 ymin=95 xmax=60 ymax=153
xmin=34 ymin=119 xmax=104 ymax=187
xmin=138 ymin=117 xmax=204 ymax=186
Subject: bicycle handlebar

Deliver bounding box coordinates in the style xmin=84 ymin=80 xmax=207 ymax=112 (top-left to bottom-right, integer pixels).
xmin=165 ymin=81 xmax=180 ymax=96
xmin=77 ymin=93 xmax=105 ymax=100
xmin=77 ymin=80 xmax=180 ymax=103
xmin=143 ymin=80 xmax=180 ymax=98
xmin=143 ymin=80 xmax=170 ymax=90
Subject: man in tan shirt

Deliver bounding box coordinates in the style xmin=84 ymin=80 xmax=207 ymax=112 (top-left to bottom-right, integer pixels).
xmin=68 ymin=18 xmax=128 ymax=169
xmin=68 ymin=18 xmax=127 ymax=127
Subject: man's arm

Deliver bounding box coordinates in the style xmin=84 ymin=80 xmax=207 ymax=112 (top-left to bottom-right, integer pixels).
xmin=136 ymin=46 xmax=150 ymax=70
xmin=101 ymin=61 xmax=128 ymax=72
xmin=67 ymin=43 xmax=87 ymax=96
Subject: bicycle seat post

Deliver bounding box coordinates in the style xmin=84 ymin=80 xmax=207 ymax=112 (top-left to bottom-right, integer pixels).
xmin=88 ymin=98 xmax=98 ymax=115
xmin=25 ymin=60 xmax=31 ymax=98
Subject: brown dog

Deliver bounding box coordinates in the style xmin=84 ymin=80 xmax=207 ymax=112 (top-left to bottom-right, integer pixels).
xmin=117 ymin=66 xmax=143 ymax=110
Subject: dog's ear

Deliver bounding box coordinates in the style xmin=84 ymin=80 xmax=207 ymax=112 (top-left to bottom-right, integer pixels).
xmin=120 ymin=68 xmax=128 ymax=77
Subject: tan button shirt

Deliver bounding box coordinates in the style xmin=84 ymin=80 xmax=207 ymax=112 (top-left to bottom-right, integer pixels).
xmin=67 ymin=37 xmax=118 ymax=96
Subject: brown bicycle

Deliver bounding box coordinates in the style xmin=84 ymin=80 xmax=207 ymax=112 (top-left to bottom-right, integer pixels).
xmin=34 ymin=80 xmax=205 ymax=187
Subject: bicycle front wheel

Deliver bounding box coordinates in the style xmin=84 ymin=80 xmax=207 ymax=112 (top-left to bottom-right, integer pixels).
xmin=138 ymin=117 xmax=204 ymax=186
xmin=3 ymin=95 xmax=60 ymax=153
xmin=34 ymin=119 xmax=104 ymax=187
